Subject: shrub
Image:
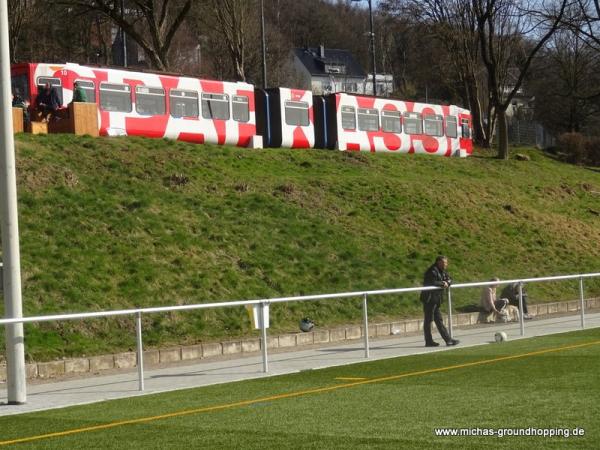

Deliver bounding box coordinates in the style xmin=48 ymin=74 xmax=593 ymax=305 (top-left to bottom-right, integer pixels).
xmin=584 ymin=137 xmax=600 ymax=167
xmin=557 ymin=133 xmax=585 ymax=164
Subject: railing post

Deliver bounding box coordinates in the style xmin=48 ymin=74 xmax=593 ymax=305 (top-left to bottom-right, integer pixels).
xmin=260 ymin=302 xmax=269 ymax=373
xmin=579 ymin=277 xmax=585 ymax=329
xmin=518 ymin=283 xmax=525 ymax=336
xmin=447 ymin=287 xmax=453 ymax=339
xmin=135 ymin=312 xmax=144 ymax=391
xmin=362 ymin=293 xmax=370 ymax=358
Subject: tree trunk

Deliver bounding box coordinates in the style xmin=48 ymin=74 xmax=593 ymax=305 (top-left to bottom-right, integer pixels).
xmin=484 ymin=101 xmax=495 ymax=148
xmin=497 ymin=108 xmax=509 ymax=160
xmin=466 ymin=77 xmax=487 ymax=147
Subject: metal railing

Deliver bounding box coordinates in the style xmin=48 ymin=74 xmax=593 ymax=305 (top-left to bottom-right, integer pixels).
xmin=1 ymin=272 xmax=599 ymax=391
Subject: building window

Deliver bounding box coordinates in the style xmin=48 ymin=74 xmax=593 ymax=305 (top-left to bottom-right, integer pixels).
xmin=284 ymin=100 xmax=309 ymax=126
xmin=381 ymin=110 xmax=402 ymax=133
xmin=343 ymin=83 xmax=358 ymax=93
xmin=325 ymin=64 xmax=346 ymax=74
xmin=170 ymin=89 xmax=199 ymax=118
xmin=424 ymin=114 xmax=444 ymax=137
xmin=445 ymin=116 xmax=457 ymax=138
xmin=357 ymin=108 xmax=379 ymax=131
xmin=135 ymin=86 xmax=166 ymax=116
xmin=403 ymin=112 xmax=422 ymax=135
xmin=202 ymin=93 xmax=230 ymax=120
xmin=99 ymin=83 xmax=132 ymax=113
xmin=341 ymin=105 xmax=356 ymax=130
xmin=74 ymin=80 xmax=96 ymax=103
xmin=37 ymin=76 xmax=63 ymax=105
xmin=232 ymin=95 xmax=250 ymax=122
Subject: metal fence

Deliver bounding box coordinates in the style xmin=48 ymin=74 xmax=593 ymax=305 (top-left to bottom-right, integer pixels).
xmin=1 ymin=272 xmax=599 ymax=392
xmin=506 ymin=119 xmax=556 ymax=148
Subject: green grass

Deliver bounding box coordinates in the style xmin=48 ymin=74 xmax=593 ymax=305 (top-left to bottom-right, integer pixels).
xmin=1 ymin=328 xmax=598 ymax=449
xmin=1 ymin=134 xmax=599 ymax=360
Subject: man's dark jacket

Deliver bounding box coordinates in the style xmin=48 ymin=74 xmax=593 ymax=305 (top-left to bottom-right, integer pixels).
xmin=419 ymin=264 xmax=452 ymax=305
xmin=36 ymin=88 xmax=60 ymax=110
xmin=501 ymin=282 xmax=527 ymax=304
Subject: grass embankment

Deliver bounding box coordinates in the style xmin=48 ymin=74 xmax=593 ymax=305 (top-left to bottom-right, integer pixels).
xmin=1 ymin=133 xmax=599 ymax=360
xmin=1 ymin=328 xmax=599 ymax=449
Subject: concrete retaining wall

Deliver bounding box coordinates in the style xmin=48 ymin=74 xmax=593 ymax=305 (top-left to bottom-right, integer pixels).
xmin=1 ymin=297 xmax=599 ymax=382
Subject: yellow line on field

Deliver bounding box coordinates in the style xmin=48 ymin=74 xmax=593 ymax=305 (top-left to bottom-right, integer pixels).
xmin=1 ymin=339 xmax=598 ymax=447
xmin=335 ymin=377 xmax=368 ymax=381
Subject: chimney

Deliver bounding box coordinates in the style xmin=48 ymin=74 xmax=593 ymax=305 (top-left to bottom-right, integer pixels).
xmin=319 ymin=44 xmax=325 ymax=58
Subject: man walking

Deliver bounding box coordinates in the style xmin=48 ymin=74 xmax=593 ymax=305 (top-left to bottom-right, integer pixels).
xmin=420 ymin=256 xmax=459 ymax=347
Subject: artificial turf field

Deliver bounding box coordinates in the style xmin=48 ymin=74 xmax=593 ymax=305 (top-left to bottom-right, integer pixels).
xmin=1 ymin=328 xmax=598 ymax=449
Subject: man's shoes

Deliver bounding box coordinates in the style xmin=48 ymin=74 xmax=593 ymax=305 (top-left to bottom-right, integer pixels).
xmin=425 ymin=341 xmax=440 ymax=347
xmin=523 ymin=314 xmax=533 ymax=320
xmin=446 ymin=339 xmax=460 ymax=346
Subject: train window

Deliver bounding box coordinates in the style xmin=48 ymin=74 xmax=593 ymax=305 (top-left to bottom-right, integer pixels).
xmin=357 ymin=108 xmax=379 ymax=131
xmin=445 ymin=116 xmax=457 ymax=138
xmin=11 ymin=74 xmax=30 ymax=102
xmin=424 ymin=114 xmax=444 ymax=137
xmin=170 ymin=89 xmax=199 ymax=118
xmin=341 ymin=106 xmax=356 ymax=130
xmin=232 ymin=95 xmax=250 ymax=122
xmin=135 ymin=86 xmax=165 ymax=116
xmin=74 ymin=80 xmax=96 ymax=103
xmin=461 ymin=118 xmax=471 ymax=138
xmin=202 ymin=93 xmax=230 ymax=120
xmin=381 ymin=110 xmax=402 ymax=133
xmin=403 ymin=112 xmax=423 ymax=135
xmin=37 ymin=77 xmax=63 ymax=105
xmin=99 ymin=83 xmax=132 ymax=112
xmin=284 ymin=100 xmax=309 ymax=126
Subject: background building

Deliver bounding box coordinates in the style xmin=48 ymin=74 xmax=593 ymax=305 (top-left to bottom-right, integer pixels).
xmin=293 ymin=46 xmax=366 ymax=94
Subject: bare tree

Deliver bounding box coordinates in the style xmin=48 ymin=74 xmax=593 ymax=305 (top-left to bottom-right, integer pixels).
xmin=61 ymin=0 xmax=192 ymax=71
xmin=8 ymin=0 xmax=30 ymax=62
xmin=387 ymin=0 xmax=490 ymax=146
xmin=531 ymin=25 xmax=600 ymax=133
xmin=209 ymin=0 xmax=251 ymax=81
xmin=473 ymin=0 xmax=569 ymax=159
xmin=568 ymin=0 xmax=600 ymax=48
xmin=190 ymin=0 xmax=257 ymax=81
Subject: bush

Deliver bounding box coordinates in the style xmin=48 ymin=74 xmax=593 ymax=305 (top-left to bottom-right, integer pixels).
xmin=584 ymin=137 xmax=600 ymax=167
xmin=557 ymin=133 xmax=599 ymax=166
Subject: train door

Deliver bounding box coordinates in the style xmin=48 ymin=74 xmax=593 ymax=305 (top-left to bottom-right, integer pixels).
xmin=313 ymin=95 xmax=328 ymax=149
xmin=255 ymin=88 xmax=273 ymax=147
xmin=459 ymin=115 xmax=473 ymax=155
xmin=10 ymin=64 xmax=31 ymax=105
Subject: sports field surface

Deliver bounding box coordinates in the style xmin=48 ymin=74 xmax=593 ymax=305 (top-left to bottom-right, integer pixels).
xmin=1 ymin=328 xmax=598 ymax=449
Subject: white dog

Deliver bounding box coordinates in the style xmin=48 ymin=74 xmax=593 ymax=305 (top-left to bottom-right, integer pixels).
xmin=496 ymin=304 xmax=520 ymax=323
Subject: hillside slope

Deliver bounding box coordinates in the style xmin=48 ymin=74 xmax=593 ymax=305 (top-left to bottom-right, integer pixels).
xmin=2 ymin=134 xmax=599 ymax=360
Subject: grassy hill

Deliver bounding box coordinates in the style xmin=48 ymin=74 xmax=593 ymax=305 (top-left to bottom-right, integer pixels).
xmin=1 ymin=133 xmax=599 ymax=361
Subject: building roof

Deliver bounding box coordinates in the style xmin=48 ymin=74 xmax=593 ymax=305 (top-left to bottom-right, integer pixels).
xmin=293 ymin=47 xmax=366 ymax=78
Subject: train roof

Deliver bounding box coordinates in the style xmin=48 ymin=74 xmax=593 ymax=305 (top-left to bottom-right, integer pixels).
xmin=13 ymin=62 xmax=254 ymax=87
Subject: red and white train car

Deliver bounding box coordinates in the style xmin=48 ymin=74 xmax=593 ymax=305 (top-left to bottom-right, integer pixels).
xmin=10 ymin=63 xmax=474 ymax=157
xmin=319 ymin=93 xmax=473 ymax=157
xmin=10 ymin=62 xmax=258 ymax=147
xmin=255 ymin=87 xmax=314 ymax=149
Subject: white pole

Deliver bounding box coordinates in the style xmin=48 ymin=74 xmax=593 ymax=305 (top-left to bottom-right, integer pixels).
xmin=362 ymin=293 xmax=370 ymax=358
xmin=518 ymin=283 xmax=525 ymax=336
xmin=135 ymin=312 xmax=144 ymax=391
xmin=260 ymin=302 xmax=269 ymax=373
xmin=0 ymin=0 xmax=27 ymax=404
xmin=579 ymin=277 xmax=585 ymax=329
xmin=447 ymin=287 xmax=453 ymax=338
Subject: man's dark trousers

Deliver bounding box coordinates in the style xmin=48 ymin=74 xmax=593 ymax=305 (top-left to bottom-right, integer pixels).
xmin=423 ymin=300 xmax=451 ymax=344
